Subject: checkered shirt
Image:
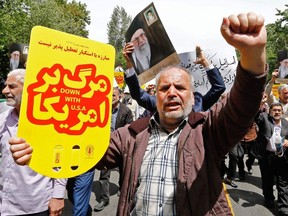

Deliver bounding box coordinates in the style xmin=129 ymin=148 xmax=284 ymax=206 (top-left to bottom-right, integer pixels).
xmin=131 ymin=116 xmax=187 ymax=216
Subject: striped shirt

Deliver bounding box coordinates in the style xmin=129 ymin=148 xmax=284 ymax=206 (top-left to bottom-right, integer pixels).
xmin=131 ymin=115 xmax=187 ymax=216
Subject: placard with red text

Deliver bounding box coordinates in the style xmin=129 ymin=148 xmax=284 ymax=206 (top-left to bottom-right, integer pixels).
xmin=18 ymin=26 xmax=115 ymax=178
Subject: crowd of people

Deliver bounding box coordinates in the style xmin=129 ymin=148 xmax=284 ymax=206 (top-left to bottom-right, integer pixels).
xmin=1 ymin=10 xmax=288 ymax=216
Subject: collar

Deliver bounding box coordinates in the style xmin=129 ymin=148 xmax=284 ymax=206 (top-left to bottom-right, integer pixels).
xmin=149 ymin=113 xmax=188 ymax=134
xmin=112 ymin=103 xmax=120 ymax=113
xmin=128 ymin=111 xmax=207 ymax=135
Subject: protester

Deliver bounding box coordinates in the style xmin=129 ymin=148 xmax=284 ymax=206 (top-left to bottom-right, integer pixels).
xmin=244 ymin=93 xmax=269 ymax=174
xmin=66 ymin=168 xmax=95 ymax=216
xmin=253 ymin=102 xmax=288 ymax=214
xmin=66 ymin=86 xmax=133 ymax=215
xmin=10 ymin=12 xmax=267 ymax=215
xmin=266 ymin=68 xmax=288 ymax=121
xmin=223 ymin=121 xmax=258 ymax=188
xmin=243 ymin=122 xmax=258 ymax=175
xmin=121 ymin=87 xmax=144 ymax=120
xmin=223 ymin=141 xmax=246 ymax=188
xmin=0 ymin=69 xmax=66 ymax=216
xmin=250 ymin=93 xmax=269 ymax=159
xmin=123 ymin=44 xmax=226 ymax=113
xmin=94 ymin=87 xmax=133 ymax=212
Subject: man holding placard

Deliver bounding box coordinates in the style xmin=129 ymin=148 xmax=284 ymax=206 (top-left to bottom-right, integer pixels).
xmin=0 ymin=69 xmax=66 ymax=216
xmin=10 ymin=12 xmax=267 ymax=216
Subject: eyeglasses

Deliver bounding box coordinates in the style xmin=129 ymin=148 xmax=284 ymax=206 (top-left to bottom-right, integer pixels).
xmin=132 ymin=32 xmax=146 ymax=44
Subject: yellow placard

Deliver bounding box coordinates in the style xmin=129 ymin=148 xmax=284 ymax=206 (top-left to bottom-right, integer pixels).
xmin=18 ymin=26 xmax=115 ymax=178
xmin=114 ymin=71 xmax=124 ymax=89
xmin=272 ymin=83 xmax=280 ymax=100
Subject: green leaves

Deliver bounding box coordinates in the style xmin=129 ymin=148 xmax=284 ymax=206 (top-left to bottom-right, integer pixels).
xmin=266 ymin=4 xmax=288 ymax=75
xmin=0 ymin=0 xmax=91 ymax=81
xmin=107 ymin=5 xmax=132 ymax=67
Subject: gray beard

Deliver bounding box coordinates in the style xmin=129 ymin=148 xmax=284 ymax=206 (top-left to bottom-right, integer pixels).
xmin=10 ymin=59 xmax=19 ymax=70
xmin=163 ymin=98 xmax=193 ymax=119
xmin=279 ymin=65 xmax=288 ymax=78
xmin=132 ymin=43 xmax=151 ymax=71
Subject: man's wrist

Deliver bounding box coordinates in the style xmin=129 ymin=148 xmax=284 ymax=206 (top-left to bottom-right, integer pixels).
xmin=205 ymin=63 xmax=214 ymax=71
xmin=125 ymin=68 xmax=136 ymax=78
xmin=269 ymin=77 xmax=275 ymax=83
xmin=200 ymin=59 xmax=211 ymax=69
xmin=51 ymin=197 xmax=64 ymax=200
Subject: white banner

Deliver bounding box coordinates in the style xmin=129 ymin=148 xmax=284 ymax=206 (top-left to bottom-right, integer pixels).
xmin=179 ymin=48 xmax=237 ymax=95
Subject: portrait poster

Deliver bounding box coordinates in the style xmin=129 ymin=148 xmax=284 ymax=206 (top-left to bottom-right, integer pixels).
xmin=125 ymin=2 xmax=180 ymax=85
xmin=179 ymin=47 xmax=238 ymax=95
xmin=8 ymin=43 xmax=29 ymax=71
xmin=18 ymin=26 xmax=115 ymax=178
xmin=275 ymin=50 xmax=288 ymax=83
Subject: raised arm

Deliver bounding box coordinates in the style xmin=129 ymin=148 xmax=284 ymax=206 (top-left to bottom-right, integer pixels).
xmin=202 ymin=68 xmax=226 ymax=111
xmin=212 ymin=12 xmax=267 ymax=156
xmin=123 ymin=43 xmax=156 ymax=112
xmin=265 ymin=69 xmax=278 ymax=105
xmin=194 ymin=46 xmax=226 ymax=111
xmin=125 ymin=73 xmax=156 ymax=112
xmin=220 ymin=13 xmax=266 ymax=74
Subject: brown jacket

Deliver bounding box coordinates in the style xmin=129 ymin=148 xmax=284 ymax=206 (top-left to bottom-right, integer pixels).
xmin=242 ymin=122 xmax=257 ymax=142
xmin=96 ymin=65 xmax=267 ymax=215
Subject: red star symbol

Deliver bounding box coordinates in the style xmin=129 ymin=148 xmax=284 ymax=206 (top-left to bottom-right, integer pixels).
xmin=89 ymin=112 xmax=96 ymax=119
xmin=99 ymin=82 xmax=106 ymax=89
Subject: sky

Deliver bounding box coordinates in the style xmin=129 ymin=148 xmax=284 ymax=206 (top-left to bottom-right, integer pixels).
xmin=78 ymin=0 xmax=287 ymax=53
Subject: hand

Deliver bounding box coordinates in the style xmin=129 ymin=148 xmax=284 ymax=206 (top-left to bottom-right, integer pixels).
xmin=270 ymin=69 xmax=279 ymax=83
xmin=283 ymin=139 xmax=288 ymax=148
xmin=49 ymin=198 xmax=64 ymax=216
xmin=9 ymin=137 xmax=32 ymax=165
xmin=261 ymin=93 xmax=267 ymax=104
xmin=122 ymin=43 xmax=134 ymax=69
xmin=220 ymin=12 xmax=266 ymax=74
xmin=193 ymin=46 xmax=210 ymax=68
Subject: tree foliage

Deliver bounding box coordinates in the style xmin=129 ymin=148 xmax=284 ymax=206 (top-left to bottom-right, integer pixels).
xmin=266 ymin=4 xmax=288 ymax=75
xmin=0 ymin=0 xmax=90 ymax=79
xmin=107 ymin=6 xmax=132 ymax=68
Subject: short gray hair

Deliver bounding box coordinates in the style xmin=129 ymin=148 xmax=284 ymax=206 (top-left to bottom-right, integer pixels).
xmin=278 ymin=84 xmax=288 ymax=94
xmin=155 ymin=65 xmax=195 ymax=91
xmin=8 ymin=69 xmax=26 ymax=84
